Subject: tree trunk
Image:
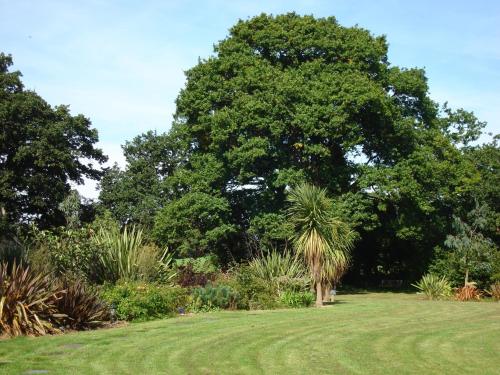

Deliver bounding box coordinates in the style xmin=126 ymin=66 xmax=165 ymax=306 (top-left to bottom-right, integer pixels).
xmin=315 ymin=281 xmax=323 ymax=307
xmin=464 ymin=268 xmax=469 ymax=286
xmin=322 ymin=283 xmax=330 ymax=302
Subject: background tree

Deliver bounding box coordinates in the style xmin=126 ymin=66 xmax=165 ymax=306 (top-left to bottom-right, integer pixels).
xmin=0 ymin=53 xmax=106 ymax=232
xmin=98 ymin=130 xmax=186 ymax=227
xmin=166 ymin=13 xmax=484 ymax=271
xmin=96 ymin=13 xmax=495 ymax=284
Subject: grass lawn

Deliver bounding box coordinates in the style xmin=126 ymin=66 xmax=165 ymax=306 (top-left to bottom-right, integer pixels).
xmin=1 ymin=293 xmax=499 ymax=375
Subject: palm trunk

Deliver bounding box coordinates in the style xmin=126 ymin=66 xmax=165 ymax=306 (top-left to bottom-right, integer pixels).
xmin=322 ymin=283 xmax=330 ymax=302
xmin=315 ymin=281 xmax=323 ymax=307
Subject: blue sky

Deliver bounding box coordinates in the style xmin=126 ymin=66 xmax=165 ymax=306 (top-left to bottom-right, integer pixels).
xmin=1 ymin=0 xmax=499 ymax=198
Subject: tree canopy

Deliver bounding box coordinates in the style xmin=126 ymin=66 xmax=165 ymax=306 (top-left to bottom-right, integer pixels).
xmin=98 ymin=13 xmax=497 ymax=281
xmin=0 ymin=53 xmax=106 ymax=232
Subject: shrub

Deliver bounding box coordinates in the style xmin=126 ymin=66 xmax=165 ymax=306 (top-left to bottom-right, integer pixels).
xmin=100 ymin=282 xmax=189 ymax=321
xmin=412 ymin=274 xmax=452 ymax=300
xmin=173 ymin=256 xmax=218 ymax=287
xmin=221 ymin=265 xmax=280 ymax=310
xmin=192 ymin=285 xmax=239 ymax=311
xmin=0 ymin=262 xmax=64 ymax=337
xmin=175 ymin=255 xmax=219 ymax=274
xmin=94 ymin=225 xmax=144 ymax=282
xmin=487 ymin=282 xmax=500 ymax=301
xmin=247 ymin=251 xmax=311 ymax=294
xmin=29 ymin=227 xmax=101 ymax=281
xmin=429 ymin=245 xmax=498 ymax=290
xmin=455 ymin=283 xmax=482 ymax=301
xmin=93 ymin=226 xmax=174 ymax=283
xmin=56 ymin=278 xmax=110 ymax=330
xmin=137 ymin=244 xmax=177 ymax=283
xmin=280 ymin=291 xmax=315 ymax=308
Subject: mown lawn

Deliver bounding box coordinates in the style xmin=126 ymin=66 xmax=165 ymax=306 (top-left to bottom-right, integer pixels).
xmin=1 ymin=293 xmax=499 ymax=375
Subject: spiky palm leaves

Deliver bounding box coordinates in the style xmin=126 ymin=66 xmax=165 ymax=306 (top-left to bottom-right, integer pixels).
xmin=0 ymin=262 xmax=64 ymax=336
xmin=247 ymin=251 xmax=311 ymax=294
xmin=94 ymin=225 xmax=145 ymax=282
xmin=287 ymin=183 xmax=354 ymax=306
xmin=0 ymin=263 xmax=110 ymax=337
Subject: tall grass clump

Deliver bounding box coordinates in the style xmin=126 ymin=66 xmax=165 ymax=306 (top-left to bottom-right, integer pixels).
xmin=412 ymin=274 xmax=452 ymax=300
xmin=94 ymin=225 xmax=144 ymax=282
xmin=247 ymin=251 xmax=310 ymax=294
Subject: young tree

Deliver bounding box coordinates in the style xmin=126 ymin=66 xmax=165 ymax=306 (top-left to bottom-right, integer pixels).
xmin=445 ymin=204 xmax=495 ymax=286
xmin=287 ymin=183 xmax=354 ymax=306
xmin=58 ymin=190 xmax=81 ymax=229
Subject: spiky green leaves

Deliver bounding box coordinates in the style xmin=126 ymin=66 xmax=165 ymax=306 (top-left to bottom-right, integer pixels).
xmin=287 ymin=183 xmax=355 ymax=283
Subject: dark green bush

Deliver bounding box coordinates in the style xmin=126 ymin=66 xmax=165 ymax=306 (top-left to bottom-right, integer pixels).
xmin=192 ymin=284 xmax=239 ymax=311
xmin=100 ymin=282 xmax=189 ymax=321
xmin=280 ymin=291 xmax=315 ymax=308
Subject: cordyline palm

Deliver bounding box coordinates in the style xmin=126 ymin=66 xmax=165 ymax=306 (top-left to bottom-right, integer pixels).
xmin=287 ymin=183 xmax=354 ymax=307
xmin=320 ymin=219 xmax=355 ymax=302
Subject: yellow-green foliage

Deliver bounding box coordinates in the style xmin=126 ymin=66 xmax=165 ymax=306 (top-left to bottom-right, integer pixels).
xmin=412 ymin=274 xmax=452 ymax=300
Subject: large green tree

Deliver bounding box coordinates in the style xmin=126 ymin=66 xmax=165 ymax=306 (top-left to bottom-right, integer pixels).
xmin=100 ymin=14 xmax=490 ymax=278
xmin=0 ymin=53 xmax=106 ymax=231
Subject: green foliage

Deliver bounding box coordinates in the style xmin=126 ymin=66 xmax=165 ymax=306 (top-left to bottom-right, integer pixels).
xmin=100 ymin=282 xmax=189 ymax=321
xmin=173 ymin=256 xmax=218 ymax=287
xmin=280 ymin=291 xmax=315 ymax=308
xmin=29 ymin=226 xmax=102 ymax=281
xmin=0 ymin=53 xmax=106 ymax=230
xmin=89 ymin=14 xmax=498 ymax=283
xmin=191 ymin=284 xmax=239 ymax=311
xmin=0 ymin=262 xmax=64 ymax=337
xmin=246 ymin=251 xmax=310 ymax=294
xmin=248 ymin=213 xmax=293 ymax=251
xmin=98 ymin=130 xmax=187 ymax=227
xmin=428 ymin=245 xmax=498 ymax=289
xmin=153 ymin=192 xmax=236 ymax=257
xmin=412 ymin=274 xmax=452 ymax=300
xmin=287 ymin=183 xmax=355 ymax=304
xmin=229 ymin=265 xmax=281 ymax=310
xmin=94 ymin=225 xmax=149 ymax=282
xmin=174 ymin=255 xmax=219 ymax=274
xmin=55 ymin=277 xmax=110 ymax=330
xmin=444 ymin=203 xmax=496 ymax=285
xmin=58 ymin=190 xmax=82 ymax=229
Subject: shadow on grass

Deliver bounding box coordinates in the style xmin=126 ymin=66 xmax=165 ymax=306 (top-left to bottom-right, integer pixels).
xmin=322 ymin=300 xmax=348 ymax=306
xmin=337 ymin=285 xmax=416 ymax=295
